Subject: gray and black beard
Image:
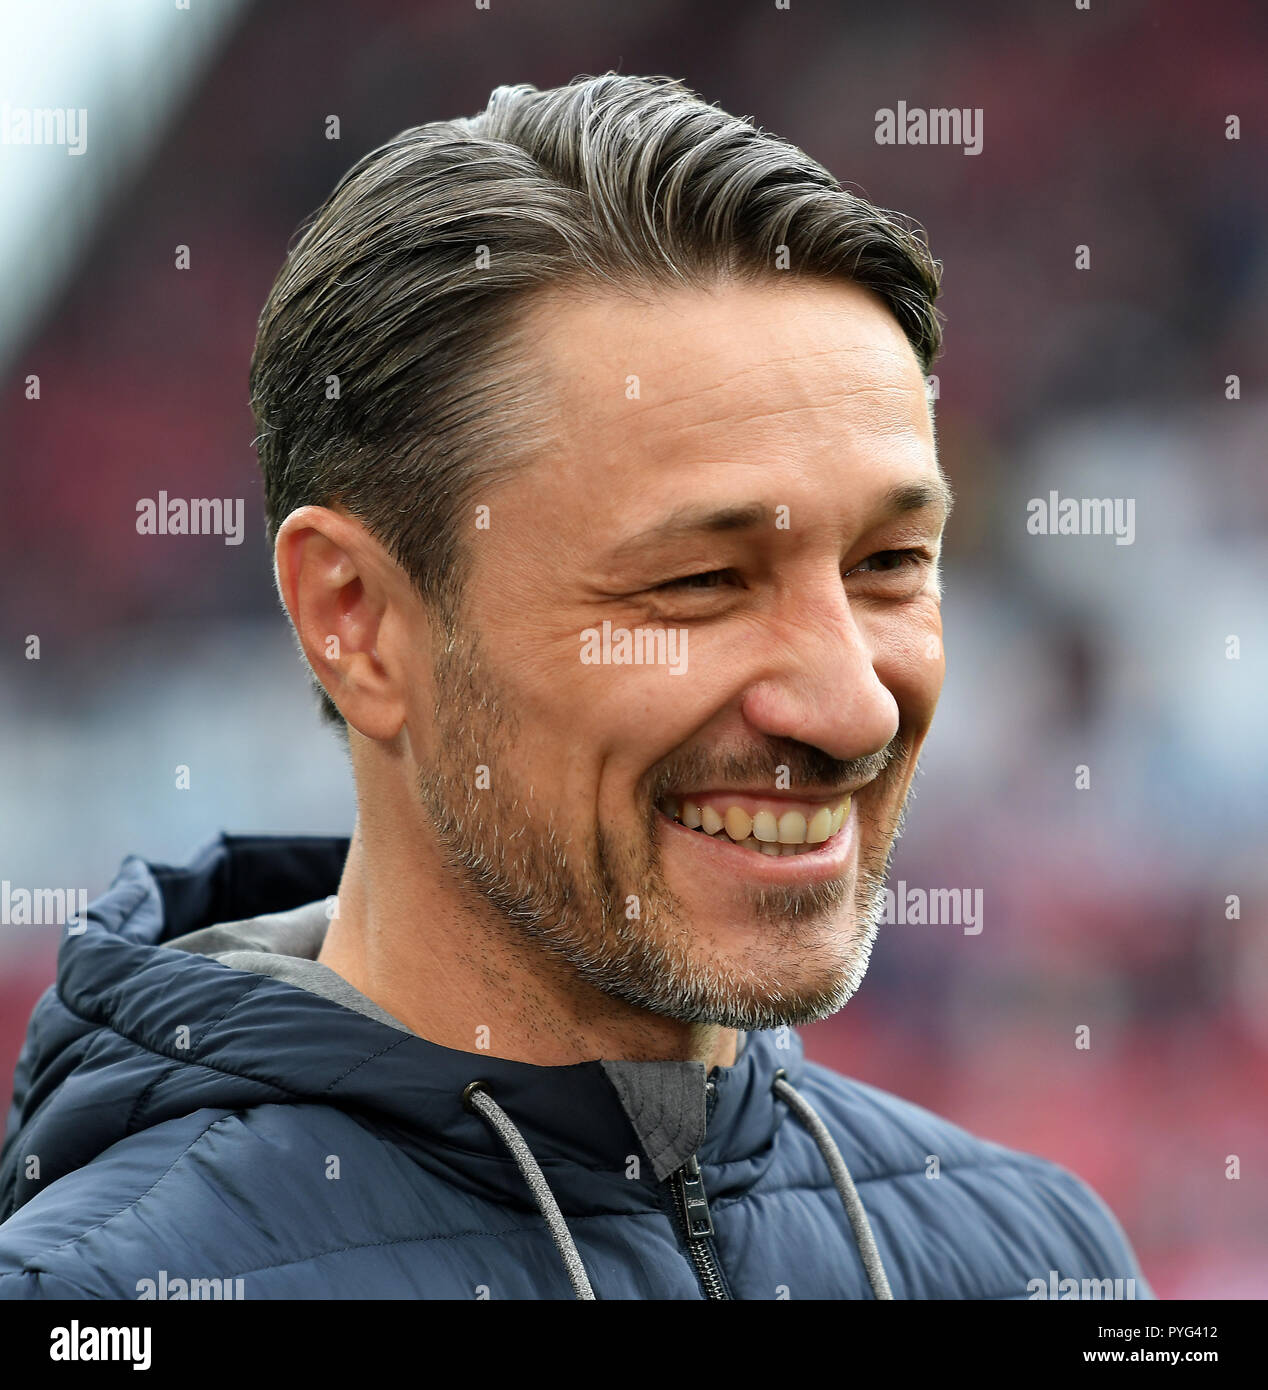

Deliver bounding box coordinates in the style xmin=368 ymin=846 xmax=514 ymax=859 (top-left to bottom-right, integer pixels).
xmin=419 ymin=619 xmax=913 ymax=1030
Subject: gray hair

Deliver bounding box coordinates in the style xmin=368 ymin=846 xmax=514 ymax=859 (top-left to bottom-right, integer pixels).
xmin=249 ymin=72 xmax=943 ymax=731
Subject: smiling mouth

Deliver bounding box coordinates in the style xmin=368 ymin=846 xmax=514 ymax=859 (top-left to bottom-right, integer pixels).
xmin=656 ymin=794 xmax=852 ymax=856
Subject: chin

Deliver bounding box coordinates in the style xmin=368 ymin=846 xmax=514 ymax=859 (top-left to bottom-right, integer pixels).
xmin=617 ymin=924 xmax=879 ymax=1032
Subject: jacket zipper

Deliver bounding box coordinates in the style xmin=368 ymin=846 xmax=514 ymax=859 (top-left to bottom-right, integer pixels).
xmin=665 ymin=1077 xmax=731 ymax=1300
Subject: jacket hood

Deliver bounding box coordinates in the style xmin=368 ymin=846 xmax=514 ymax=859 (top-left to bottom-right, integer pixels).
xmin=1 ymin=834 xmax=812 ymax=1227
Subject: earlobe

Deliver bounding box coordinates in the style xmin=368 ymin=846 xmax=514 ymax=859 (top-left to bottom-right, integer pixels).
xmin=273 ymin=506 xmax=407 ymax=742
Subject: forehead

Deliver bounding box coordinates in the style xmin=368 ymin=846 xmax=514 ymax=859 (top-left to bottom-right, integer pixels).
xmin=514 ymin=277 xmax=938 ymax=524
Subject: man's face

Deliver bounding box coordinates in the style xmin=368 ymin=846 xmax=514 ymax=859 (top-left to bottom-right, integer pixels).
xmin=414 ymin=277 xmax=947 ymax=1030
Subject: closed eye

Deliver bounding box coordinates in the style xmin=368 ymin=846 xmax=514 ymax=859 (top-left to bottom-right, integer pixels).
xmin=652 ymin=551 xmax=933 ymax=593
xmin=655 ymin=569 xmax=734 ymax=591
xmin=847 ymin=548 xmax=932 ymax=575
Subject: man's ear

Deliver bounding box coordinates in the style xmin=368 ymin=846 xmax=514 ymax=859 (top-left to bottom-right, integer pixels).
xmin=273 ymin=506 xmax=411 ymax=742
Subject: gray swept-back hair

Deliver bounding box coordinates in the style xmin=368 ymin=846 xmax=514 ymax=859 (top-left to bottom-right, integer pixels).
xmin=249 ymin=73 xmax=943 ymax=732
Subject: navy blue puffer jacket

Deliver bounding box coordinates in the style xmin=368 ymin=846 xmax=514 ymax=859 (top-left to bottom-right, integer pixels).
xmin=0 ymin=834 xmax=1151 ymax=1300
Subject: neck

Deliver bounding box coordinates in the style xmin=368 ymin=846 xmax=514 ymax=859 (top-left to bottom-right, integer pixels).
xmin=319 ymin=816 xmax=738 ymax=1071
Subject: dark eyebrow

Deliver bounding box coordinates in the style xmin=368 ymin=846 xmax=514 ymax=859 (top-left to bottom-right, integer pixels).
xmin=607 ymin=474 xmax=953 ymax=561
xmin=881 ymin=474 xmax=955 ymax=525
xmin=607 ymin=502 xmax=771 ymax=559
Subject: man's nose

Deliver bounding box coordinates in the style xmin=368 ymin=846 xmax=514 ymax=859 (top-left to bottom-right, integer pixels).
xmin=738 ymin=591 xmax=899 ymax=766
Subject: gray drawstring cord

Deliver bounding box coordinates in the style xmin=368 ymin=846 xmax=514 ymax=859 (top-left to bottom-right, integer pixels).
xmin=773 ymin=1069 xmax=894 ymax=1299
xmin=463 ymin=1081 xmax=596 ymax=1300
xmin=463 ymin=1070 xmax=895 ymax=1301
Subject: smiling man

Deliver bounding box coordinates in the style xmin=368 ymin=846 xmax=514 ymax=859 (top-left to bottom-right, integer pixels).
xmin=306 ymin=276 xmax=946 ymax=1072
xmin=0 ymin=74 xmax=1149 ymax=1301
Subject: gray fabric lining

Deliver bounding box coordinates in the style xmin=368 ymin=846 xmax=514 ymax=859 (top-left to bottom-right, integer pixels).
xmin=168 ymin=901 xmax=330 ymax=960
xmin=166 ymin=900 xmax=413 ymax=1035
xmin=212 ymin=952 xmax=413 ymax=1034
xmin=600 ymin=1059 xmax=708 ymax=1181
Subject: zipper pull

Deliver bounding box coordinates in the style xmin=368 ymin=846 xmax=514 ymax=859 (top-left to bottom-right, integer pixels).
xmin=676 ymin=1152 xmax=715 ymax=1240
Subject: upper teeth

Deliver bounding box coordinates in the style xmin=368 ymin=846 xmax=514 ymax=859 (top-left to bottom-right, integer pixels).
xmin=664 ymin=796 xmax=850 ymax=846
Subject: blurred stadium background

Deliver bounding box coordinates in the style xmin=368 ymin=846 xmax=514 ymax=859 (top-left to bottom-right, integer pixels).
xmin=2 ymin=0 xmax=1266 ymax=1298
